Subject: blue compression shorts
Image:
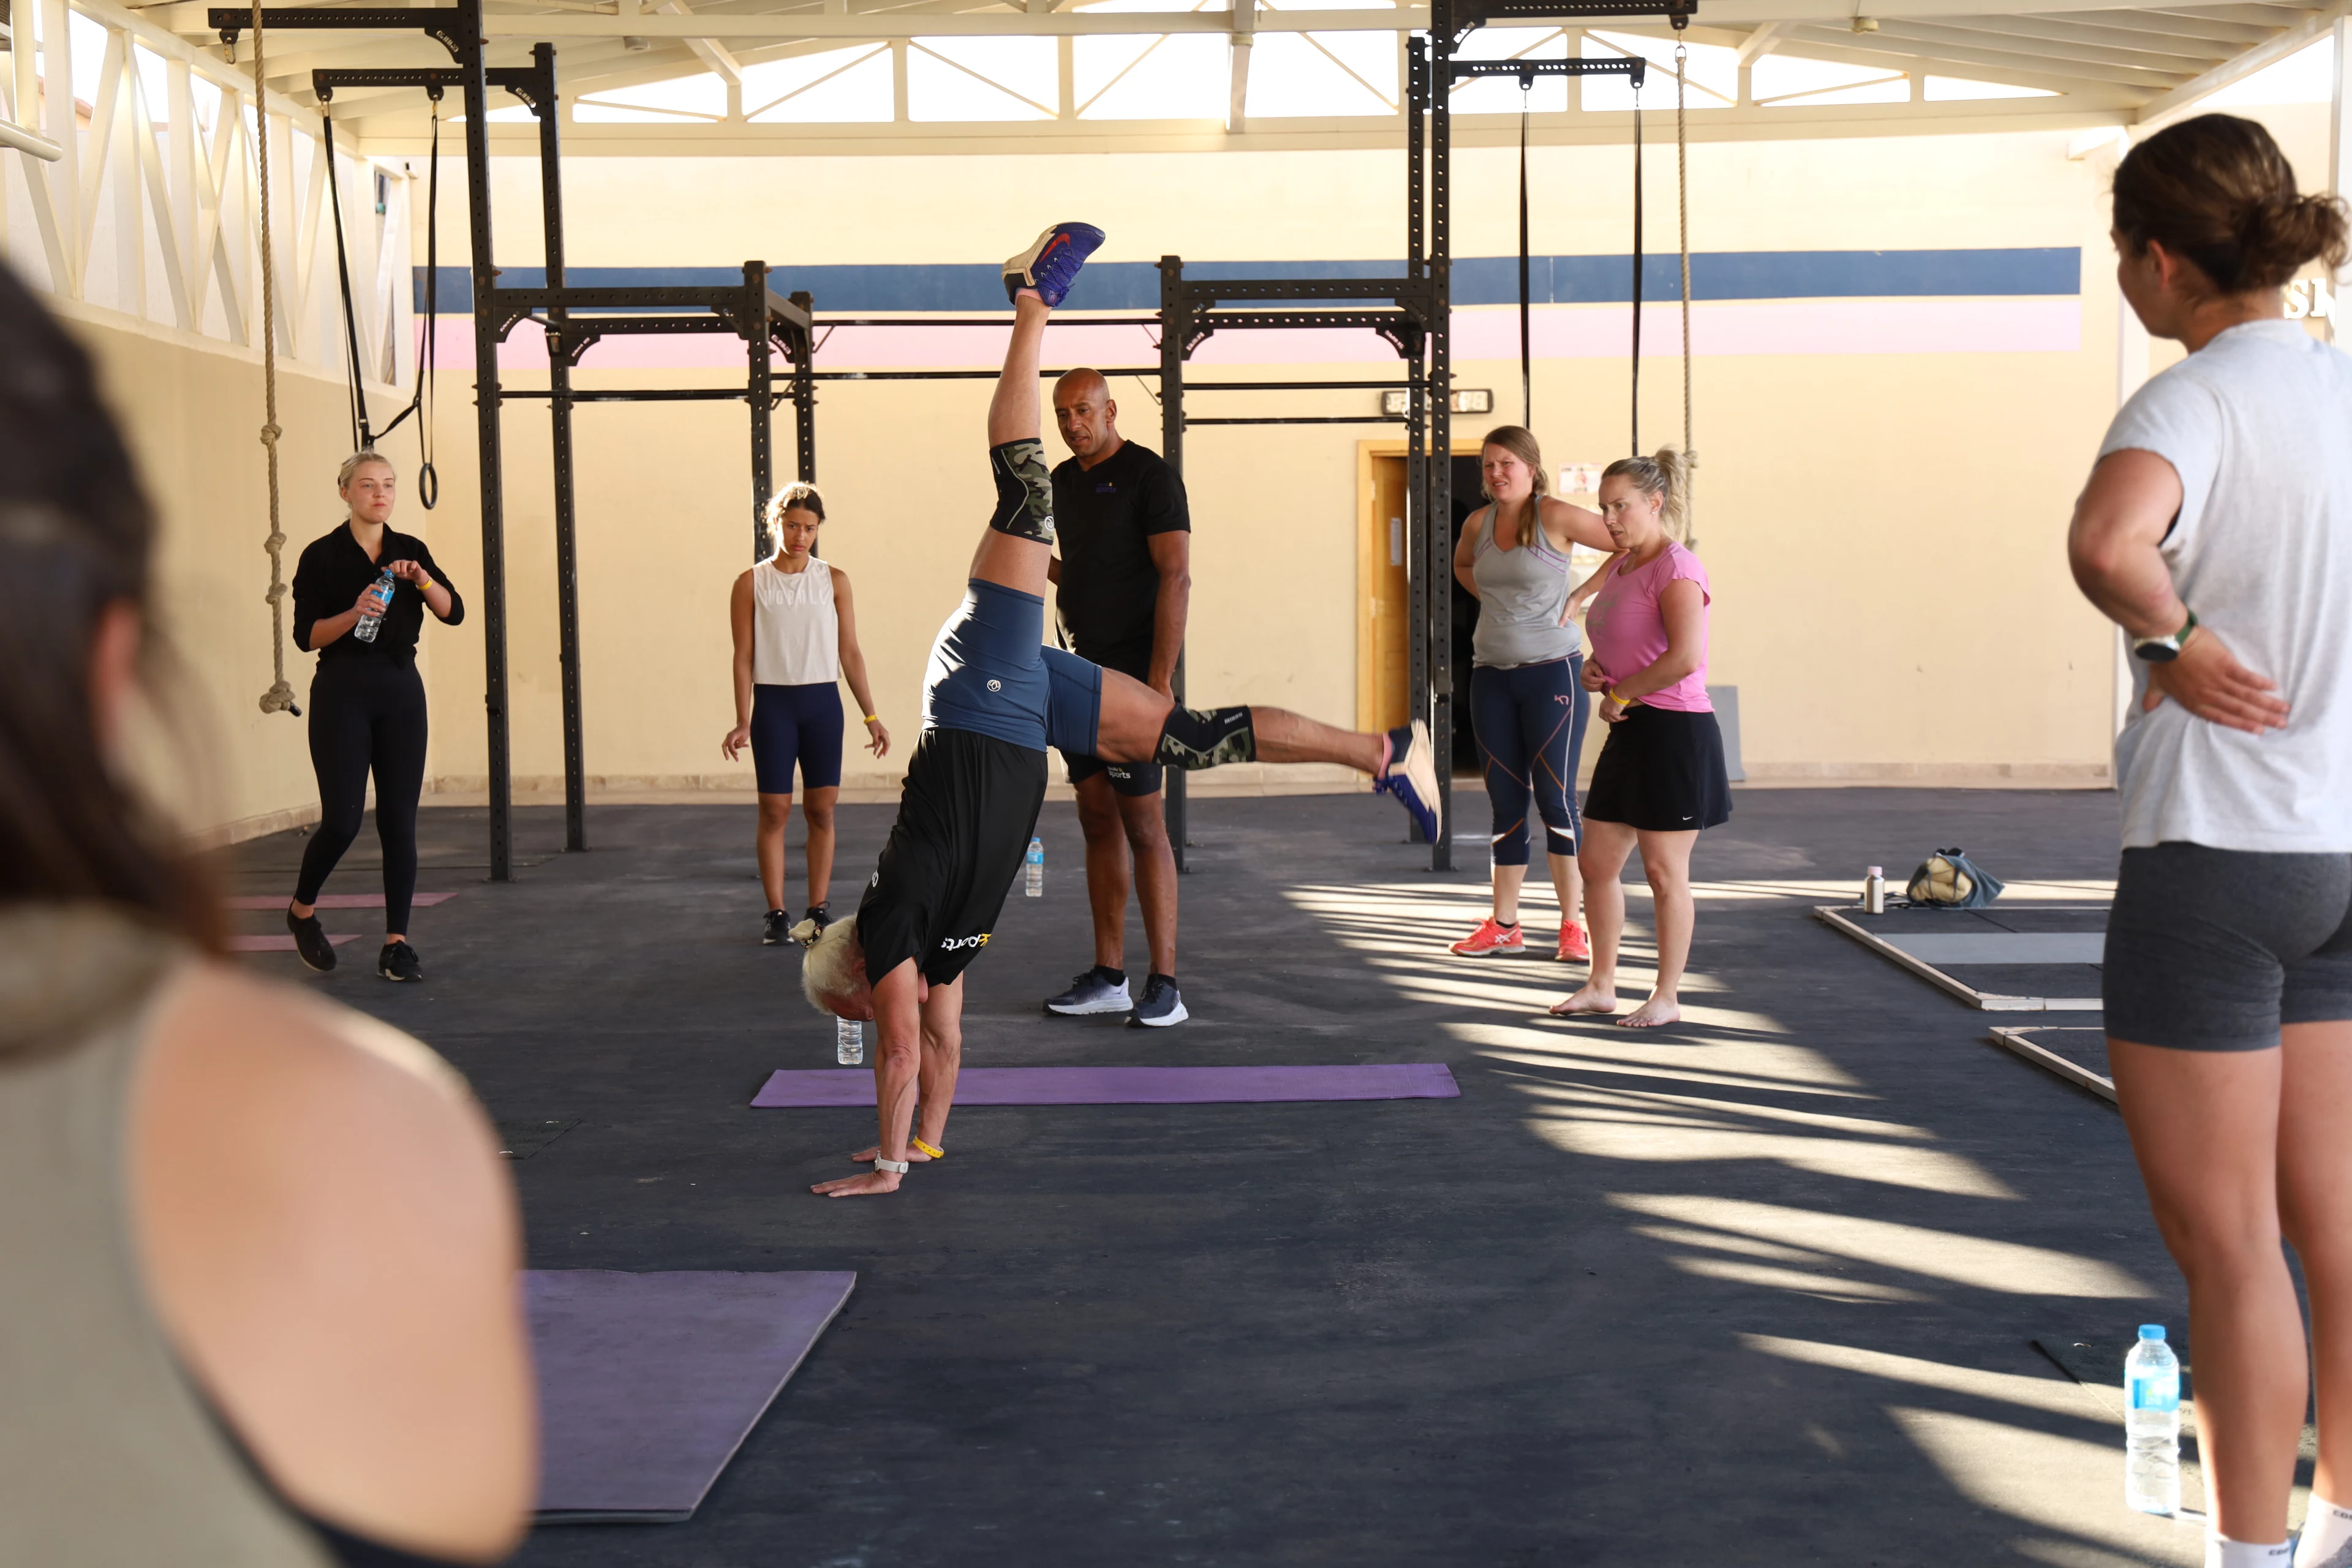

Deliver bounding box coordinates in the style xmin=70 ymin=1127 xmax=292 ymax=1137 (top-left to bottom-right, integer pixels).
xmin=923 ymin=579 xmax=1103 ymax=757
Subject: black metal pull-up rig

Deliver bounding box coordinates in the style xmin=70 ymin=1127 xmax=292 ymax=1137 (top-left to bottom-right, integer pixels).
xmin=1149 ymin=0 xmax=1692 ymax=873
xmin=222 ymin=0 xmax=1696 ymax=883
xmin=216 ymin=0 xmax=815 ymax=876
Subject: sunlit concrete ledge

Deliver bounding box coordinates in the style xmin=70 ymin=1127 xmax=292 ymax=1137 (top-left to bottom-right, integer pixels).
xmin=418 ymin=763 xmax=1371 ymax=808
xmin=1739 ymin=761 xmax=2113 ymax=789
xmin=189 ymin=801 xmax=326 ymax=851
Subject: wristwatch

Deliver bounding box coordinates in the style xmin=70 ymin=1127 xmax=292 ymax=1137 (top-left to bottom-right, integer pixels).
xmin=2132 ymin=608 xmax=2198 ymax=663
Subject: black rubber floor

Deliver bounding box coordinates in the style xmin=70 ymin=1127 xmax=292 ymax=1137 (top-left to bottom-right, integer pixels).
xmin=227 ymin=786 xmax=2207 ymax=1568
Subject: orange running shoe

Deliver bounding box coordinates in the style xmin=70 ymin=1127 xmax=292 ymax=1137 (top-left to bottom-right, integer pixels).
xmin=1555 ymin=920 xmax=1591 ymax=962
xmin=1450 ymin=918 xmax=1526 ymax=957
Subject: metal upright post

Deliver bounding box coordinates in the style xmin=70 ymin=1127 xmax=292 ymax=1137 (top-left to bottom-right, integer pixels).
xmin=1427 ymin=1 xmax=1455 ymax=873
xmin=458 ymin=0 xmax=515 ymax=881
xmin=1157 ymin=254 xmax=1189 ymax=873
xmin=1404 ymin=38 xmax=1431 ymax=847
xmin=535 ymin=44 xmax=587 ymax=855
xmin=747 ymin=262 xmax=774 ymax=560
xmin=789 ymin=288 xmax=816 ymax=481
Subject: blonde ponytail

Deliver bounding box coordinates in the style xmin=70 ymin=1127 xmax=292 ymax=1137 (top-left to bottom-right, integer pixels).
xmin=1600 ymin=443 xmax=1691 ymax=543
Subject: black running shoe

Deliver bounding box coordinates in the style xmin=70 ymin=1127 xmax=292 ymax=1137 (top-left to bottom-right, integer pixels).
xmin=763 ymin=908 xmax=791 ymax=946
xmin=286 ymin=908 xmax=336 ymax=973
xmin=1127 ymin=973 xmax=1188 ymax=1029
xmin=378 ymin=940 xmax=423 ymax=983
xmin=788 ymin=904 xmax=831 ymax=946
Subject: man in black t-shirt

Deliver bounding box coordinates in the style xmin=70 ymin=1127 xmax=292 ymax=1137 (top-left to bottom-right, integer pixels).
xmin=1043 ymin=369 xmax=1193 ymax=1028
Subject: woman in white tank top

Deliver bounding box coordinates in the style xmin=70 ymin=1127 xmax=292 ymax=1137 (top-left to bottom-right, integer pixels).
xmin=723 ymin=484 xmax=889 ymax=948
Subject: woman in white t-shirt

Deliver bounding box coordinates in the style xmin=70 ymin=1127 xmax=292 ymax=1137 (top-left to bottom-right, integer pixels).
xmin=2067 ymin=113 xmax=2352 ymax=1568
xmin=723 ymin=484 xmax=889 ymax=948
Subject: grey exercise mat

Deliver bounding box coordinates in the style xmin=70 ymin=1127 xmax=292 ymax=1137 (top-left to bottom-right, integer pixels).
xmin=1883 ymin=932 xmax=2105 ymax=965
xmin=530 ymin=1269 xmax=855 ymax=1523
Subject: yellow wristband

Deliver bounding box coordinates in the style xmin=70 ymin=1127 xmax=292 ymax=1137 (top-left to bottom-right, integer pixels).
xmin=1605 ymin=688 xmax=1630 ymax=707
xmin=911 ymin=1136 xmax=944 ymax=1159
xmin=863 ymin=713 xmax=880 ymax=725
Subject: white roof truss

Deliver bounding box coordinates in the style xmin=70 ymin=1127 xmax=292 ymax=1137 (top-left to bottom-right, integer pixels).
xmin=106 ymin=0 xmax=2352 ymax=149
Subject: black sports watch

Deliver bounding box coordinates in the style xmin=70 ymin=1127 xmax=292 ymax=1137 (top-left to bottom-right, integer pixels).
xmin=2132 ymin=607 xmax=2198 ymax=663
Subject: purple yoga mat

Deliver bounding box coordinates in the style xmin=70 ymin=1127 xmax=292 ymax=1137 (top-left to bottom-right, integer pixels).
xmin=529 ymin=1269 xmax=856 ymax=1523
xmin=751 ymin=1063 xmax=1460 ymax=1108
xmin=224 ymin=892 xmax=458 ymax=910
xmin=228 ymin=933 xmax=358 ymax=952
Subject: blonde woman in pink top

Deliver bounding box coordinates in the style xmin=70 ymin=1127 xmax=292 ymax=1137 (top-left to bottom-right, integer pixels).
xmin=1551 ymin=447 xmax=1729 ymax=1028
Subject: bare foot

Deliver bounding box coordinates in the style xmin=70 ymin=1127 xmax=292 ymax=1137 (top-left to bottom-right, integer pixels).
xmin=1549 ymin=984 xmax=1618 ymax=1017
xmin=1617 ymin=995 xmax=1681 ymax=1029
xmin=811 ymin=1170 xmax=903 ymax=1198
xmin=850 ymin=1145 xmax=934 ymax=1164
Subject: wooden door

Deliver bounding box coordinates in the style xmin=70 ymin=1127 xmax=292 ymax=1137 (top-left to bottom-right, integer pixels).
xmin=1364 ymin=455 xmax=1411 ymax=733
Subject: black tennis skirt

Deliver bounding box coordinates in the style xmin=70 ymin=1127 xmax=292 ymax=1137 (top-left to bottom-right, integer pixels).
xmin=1582 ymin=706 xmax=1732 ymax=832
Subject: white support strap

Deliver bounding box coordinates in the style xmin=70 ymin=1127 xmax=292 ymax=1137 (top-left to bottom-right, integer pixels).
xmin=873 ymin=1156 xmax=911 ymax=1175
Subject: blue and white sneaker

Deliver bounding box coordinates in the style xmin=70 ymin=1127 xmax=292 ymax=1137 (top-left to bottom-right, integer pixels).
xmin=1003 ymin=223 xmax=1105 ymax=307
xmin=1373 ymin=718 xmax=1442 ymax=842
xmin=1044 ymin=965 xmax=1131 ymax=1016
xmin=1126 ymin=973 xmax=1187 ymax=1029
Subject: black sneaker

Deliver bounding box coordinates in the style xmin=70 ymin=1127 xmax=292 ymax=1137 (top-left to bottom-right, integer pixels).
xmin=285 ymin=908 xmax=336 ymax=973
xmin=788 ymin=904 xmax=831 ymax=946
xmin=1127 ymin=973 xmax=1188 ymax=1029
xmin=378 ymin=940 xmax=423 ymax=982
xmin=763 ymin=908 xmax=791 ymax=946
xmin=1044 ymin=966 xmax=1130 ymax=1016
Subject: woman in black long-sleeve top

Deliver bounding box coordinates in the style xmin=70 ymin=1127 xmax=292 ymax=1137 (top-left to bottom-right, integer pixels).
xmin=286 ymin=451 xmax=464 ymax=982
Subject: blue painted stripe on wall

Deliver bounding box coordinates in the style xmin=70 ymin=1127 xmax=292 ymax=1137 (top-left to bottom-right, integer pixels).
xmin=417 ymin=249 xmax=2080 ymax=314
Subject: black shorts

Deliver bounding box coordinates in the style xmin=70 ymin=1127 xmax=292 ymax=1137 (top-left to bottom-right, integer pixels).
xmin=2105 ymin=842 xmax=2352 ymax=1051
xmin=856 ymin=728 xmax=1049 ymax=987
xmin=1581 ymin=706 xmax=1732 ymax=832
xmin=1065 ymin=750 xmax=1163 ymax=798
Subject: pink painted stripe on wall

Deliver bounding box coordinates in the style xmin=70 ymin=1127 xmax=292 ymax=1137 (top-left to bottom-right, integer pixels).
xmin=425 ymin=298 xmax=2080 ymax=372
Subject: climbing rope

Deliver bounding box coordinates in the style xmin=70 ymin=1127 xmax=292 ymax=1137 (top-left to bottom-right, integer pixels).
xmin=1676 ymin=39 xmax=1696 ymax=545
xmin=1675 ymin=36 xmax=1693 ymax=545
xmin=1630 ymin=85 xmax=1643 ymax=455
xmin=1518 ymin=73 xmax=1532 ymax=429
xmin=251 ymin=0 xmax=298 ymax=718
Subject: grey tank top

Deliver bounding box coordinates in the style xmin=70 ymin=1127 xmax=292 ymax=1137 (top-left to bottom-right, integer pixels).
xmin=1470 ymin=505 xmax=1580 ymax=668
xmin=0 ymin=904 xmax=335 ymax=1568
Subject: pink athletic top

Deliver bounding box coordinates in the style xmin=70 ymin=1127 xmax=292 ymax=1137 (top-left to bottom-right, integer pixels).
xmin=1584 ymin=541 xmax=1713 ymax=713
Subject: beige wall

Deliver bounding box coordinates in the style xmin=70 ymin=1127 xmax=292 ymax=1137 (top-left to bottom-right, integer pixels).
xmin=50 ymin=108 xmax=2350 ymax=835
xmin=57 ymin=300 xmax=396 ymax=841
xmin=414 ymin=126 xmax=2136 ymax=797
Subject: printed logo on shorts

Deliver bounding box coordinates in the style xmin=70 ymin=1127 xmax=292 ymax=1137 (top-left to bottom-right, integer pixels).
xmin=939 ymin=932 xmax=991 ymax=952
xmin=987 ymin=679 xmax=1003 ymax=693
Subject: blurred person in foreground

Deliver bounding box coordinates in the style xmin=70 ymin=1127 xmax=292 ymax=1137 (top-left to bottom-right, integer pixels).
xmin=0 ymin=263 xmax=535 ymax=1566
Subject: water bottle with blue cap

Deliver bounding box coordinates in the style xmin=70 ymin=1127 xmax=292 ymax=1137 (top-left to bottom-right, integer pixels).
xmin=2124 ymin=1324 xmax=2180 ymax=1515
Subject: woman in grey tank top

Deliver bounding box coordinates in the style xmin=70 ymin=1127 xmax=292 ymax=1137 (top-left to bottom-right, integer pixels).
xmin=1445 ymin=425 xmax=1621 ymax=962
xmin=0 ymin=270 xmax=533 ymax=1567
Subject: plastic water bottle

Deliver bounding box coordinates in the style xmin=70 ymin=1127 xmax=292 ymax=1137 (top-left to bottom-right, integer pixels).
xmin=353 ymin=566 xmax=397 ymax=643
xmin=835 ymin=1017 xmax=863 ymax=1066
xmin=2125 ymin=1324 xmax=2181 ymax=1516
xmin=1025 ymin=836 xmax=1044 ymax=897
xmin=1864 ymin=865 xmax=1887 ymax=914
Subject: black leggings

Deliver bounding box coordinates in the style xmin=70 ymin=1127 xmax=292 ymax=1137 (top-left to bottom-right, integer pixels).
xmin=295 ymin=658 xmax=429 ymax=935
